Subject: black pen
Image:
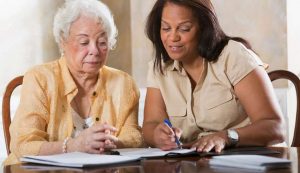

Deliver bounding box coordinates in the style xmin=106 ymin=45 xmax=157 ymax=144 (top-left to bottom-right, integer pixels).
xmin=104 ymin=150 xmax=120 ymax=155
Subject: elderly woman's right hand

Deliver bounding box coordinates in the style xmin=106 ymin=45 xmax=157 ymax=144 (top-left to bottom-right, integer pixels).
xmin=153 ymin=122 xmax=182 ymax=150
xmin=68 ymin=123 xmax=118 ymax=154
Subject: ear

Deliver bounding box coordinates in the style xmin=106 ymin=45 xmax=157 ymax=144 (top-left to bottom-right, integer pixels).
xmin=60 ymin=37 xmax=68 ymax=52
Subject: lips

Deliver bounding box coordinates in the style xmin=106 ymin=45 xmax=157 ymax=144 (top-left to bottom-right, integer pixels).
xmin=85 ymin=61 xmax=101 ymax=65
xmin=168 ymin=45 xmax=183 ymax=52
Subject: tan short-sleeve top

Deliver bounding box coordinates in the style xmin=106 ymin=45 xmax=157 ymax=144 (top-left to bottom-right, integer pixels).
xmin=147 ymin=40 xmax=263 ymax=143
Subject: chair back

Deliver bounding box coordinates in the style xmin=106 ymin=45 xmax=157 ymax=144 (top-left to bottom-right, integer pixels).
xmin=2 ymin=76 xmax=23 ymax=155
xmin=268 ymin=70 xmax=300 ymax=147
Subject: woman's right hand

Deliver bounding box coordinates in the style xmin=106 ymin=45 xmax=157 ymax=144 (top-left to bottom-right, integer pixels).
xmin=68 ymin=123 xmax=118 ymax=154
xmin=153 ymin=122 xmax=182 ymax=150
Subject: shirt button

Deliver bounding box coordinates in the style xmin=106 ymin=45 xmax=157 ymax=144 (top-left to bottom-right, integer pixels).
xmin=92 ymin=92 xmax=97 ymax=97
xmin=95 ymin=117 xmax=99 ymax=121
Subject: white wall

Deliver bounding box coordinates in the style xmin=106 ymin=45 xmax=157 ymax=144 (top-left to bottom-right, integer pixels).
xmin=287 ymin=0 xmax=300 ymax=145
xmin=0 ymin=0 xmax=63 ymax=163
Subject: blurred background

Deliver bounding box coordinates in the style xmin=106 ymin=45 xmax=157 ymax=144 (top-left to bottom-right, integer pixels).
xmin=0 ymin=0 xmax=299 ymax=162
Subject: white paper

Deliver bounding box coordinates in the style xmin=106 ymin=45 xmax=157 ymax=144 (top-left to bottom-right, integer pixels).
xmin=21 ymin=152 xmax=140 ymax=168
xmin=209 ymin=154 xmax=291 ymax=171
xmin=114 ymin=148 xmax=196 ymax=158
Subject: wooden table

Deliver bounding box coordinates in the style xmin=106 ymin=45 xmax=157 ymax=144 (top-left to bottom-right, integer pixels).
xmin=3 ymin=147 xmax=298 ymax=173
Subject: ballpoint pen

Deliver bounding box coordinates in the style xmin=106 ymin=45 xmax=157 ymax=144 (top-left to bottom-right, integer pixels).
xmin=164 ymin=118 xmax=182 ymax=149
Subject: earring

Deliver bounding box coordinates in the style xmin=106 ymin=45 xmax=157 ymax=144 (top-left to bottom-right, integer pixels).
xmin=60 ymin=51 xmax=64 ymax=58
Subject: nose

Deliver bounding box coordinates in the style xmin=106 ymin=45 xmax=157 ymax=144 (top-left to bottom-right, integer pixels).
xmin=88 ymin=42 xmax=100 ymax=56
xmin=169 ymin=30 xmax=180 ymax=42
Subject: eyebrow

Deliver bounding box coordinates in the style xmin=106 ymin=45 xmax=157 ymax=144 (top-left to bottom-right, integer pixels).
xmin=161 ymin=19 xmax=193 ymax=26
xmin=75 ymin=31 xmax=107 ymax=37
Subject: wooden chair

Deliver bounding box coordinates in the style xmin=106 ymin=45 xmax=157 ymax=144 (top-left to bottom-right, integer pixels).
xmin=268 ymin=70 xmax=300 ymax=147
xmin=2 ymin=76 xmax=23 ymax=155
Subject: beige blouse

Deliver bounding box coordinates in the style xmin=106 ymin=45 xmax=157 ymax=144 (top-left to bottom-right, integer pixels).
xmin=5 ymin=57 xmax=143 ymax=165
xmin=147 ymin=40 xmax=263 ymax=143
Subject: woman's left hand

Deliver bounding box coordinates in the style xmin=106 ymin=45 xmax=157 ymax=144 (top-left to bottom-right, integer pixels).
xmin=188 ymin=131 xmax=228 ymax=153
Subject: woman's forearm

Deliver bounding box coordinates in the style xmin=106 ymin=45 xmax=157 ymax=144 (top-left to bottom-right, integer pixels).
xmin=39 ymin=141 xmax=65 ymax=155
xmin=142 ymin=121 xmax=160 ymax=147
xmin=237 ymin=119 xmax=285 ymax=146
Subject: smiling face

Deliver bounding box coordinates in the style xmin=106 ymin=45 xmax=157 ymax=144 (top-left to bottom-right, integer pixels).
xmin=160 ymin=2 xmax=199 ymax=62
xmin=62 ymin=15 xmax=109 ymax=77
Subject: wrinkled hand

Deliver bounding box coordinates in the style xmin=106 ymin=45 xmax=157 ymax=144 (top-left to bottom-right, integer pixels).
xmin=153 ymin=122 xmax=182 ymax=150
xmin=190 ymin=131 xmax=228 ymax=153
xmin=69 ymin=123 xmax=118 ymax=154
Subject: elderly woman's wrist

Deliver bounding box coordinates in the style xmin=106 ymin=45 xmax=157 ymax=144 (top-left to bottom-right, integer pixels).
xmin=63 ymin=137 xmax=75 ymax=153
xmin=62 ymin=137 xmax=70 ymax=153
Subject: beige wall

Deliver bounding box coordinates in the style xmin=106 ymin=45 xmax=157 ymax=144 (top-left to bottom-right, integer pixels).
xmin=102 ymin=0 xmax=132 ymax=75
xmin=130 ymin=0 xmax=155 ymax=87
xmin=1 ymin=1 xmax=291 ymax=89
xmin=103 ymin=0 xmax=154 ymax=87
xmin=212 ymin=0 xmax=287 ymax=72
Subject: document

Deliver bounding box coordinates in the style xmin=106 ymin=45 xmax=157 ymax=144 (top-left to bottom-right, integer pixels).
xmin=114 ymin=148 xmax=197 ymax=158
xmin=198 ymin=146 xmax=280 ymax=157
xmin=20 ymin=152 xmax=140 ymax=168
xmin=209 ymin=154 xmax=291 ymax=171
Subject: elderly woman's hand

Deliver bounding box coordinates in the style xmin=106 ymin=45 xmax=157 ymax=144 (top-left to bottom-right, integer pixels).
xmin=186 ymin=131 xmax=228 ymax=153
xmin=68 ymin=123 xmax=118 ymax=154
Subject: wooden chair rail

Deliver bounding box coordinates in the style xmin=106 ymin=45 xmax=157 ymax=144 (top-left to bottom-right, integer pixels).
xmin=268 ymin=70 xmax=300 ymax=147
xmin=2 ymin=76 xmax=23 ymax=155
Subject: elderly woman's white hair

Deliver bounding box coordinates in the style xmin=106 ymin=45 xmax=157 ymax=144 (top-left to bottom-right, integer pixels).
xmin=53 ymin=0 xmax=118 ymax=53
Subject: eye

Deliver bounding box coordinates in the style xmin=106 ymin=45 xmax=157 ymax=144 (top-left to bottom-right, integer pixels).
xmin=79 ymin=42 xmax=89 ymax=46
xmin=161 ymin=27 xmax=171 ymax=32
xmin=78 ymin=39 xmax=89 ymax=46
xmin=178 ymin=26 xmax=191 ymax=32
xmin=99 ymin=41 xmax=107 ymax=46
xmin=98 ymin=40 xmax=107 ymax=47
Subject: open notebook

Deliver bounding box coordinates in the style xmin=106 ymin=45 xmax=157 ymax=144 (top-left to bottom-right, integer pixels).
xmin=113 ymin=148 xmax=197 ymax=158
xmin=20 ymin=152 xmax=140 ymax=168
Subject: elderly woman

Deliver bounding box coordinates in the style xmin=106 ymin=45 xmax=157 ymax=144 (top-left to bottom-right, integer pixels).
xmin=4 ymin=0 xmax=142 ymax=165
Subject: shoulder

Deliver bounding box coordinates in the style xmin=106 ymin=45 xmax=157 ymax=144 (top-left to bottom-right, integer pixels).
xmin=102 ymin=66 xmax=139 ymax=98
xmin=102 ymin=66 xmax=135 ymax=83
xmin=219 ymin=40 xmax=261 ymax=61
xmin=214 ymin=40 xmax=262 ymax=67
xmin=24 ymin=59 xmax=60 ymax=84
xmin=147 ymin=59 xmax=174 ymax=75
xmin=210 ymin=40 xmax=263 ymax=85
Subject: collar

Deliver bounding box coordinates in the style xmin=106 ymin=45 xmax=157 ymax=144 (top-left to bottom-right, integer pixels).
xmin=165 ymin=60 xmax=186 ymax=76
xmin=59 ymin=57 xmax=77 ymax=96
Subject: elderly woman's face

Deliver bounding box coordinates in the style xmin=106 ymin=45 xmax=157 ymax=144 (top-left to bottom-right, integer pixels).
xmin=62 ymin=15 xmax=108 ymax=75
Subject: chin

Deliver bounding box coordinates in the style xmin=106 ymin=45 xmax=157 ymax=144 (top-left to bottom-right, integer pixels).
xmin=169 ymin=56 xmax=184 ymax=61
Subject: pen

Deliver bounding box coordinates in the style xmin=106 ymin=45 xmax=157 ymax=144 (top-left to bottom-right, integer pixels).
xmin=164 ymin=118 xmax=182 ymax=149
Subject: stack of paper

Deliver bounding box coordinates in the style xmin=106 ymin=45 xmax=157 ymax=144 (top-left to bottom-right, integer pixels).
xmin=209 ymin=155 xmax=291 ymax=171
xmin=21 ymin=152 xmax=140 ymax=167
